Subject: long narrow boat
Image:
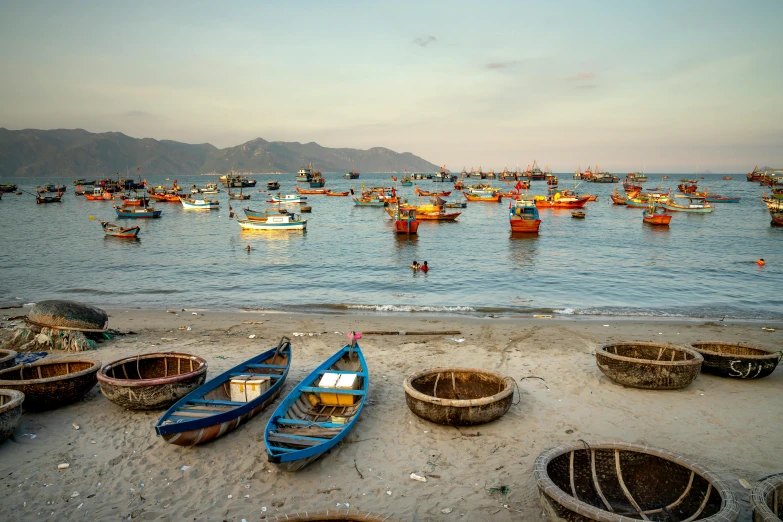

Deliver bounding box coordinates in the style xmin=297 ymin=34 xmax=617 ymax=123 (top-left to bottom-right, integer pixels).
xmin=268 ymin=194 xmax=307 ymax=204
xmin=295 ymin=187 xmax=328 ymax=195
xmin=325 ymin=190 xmax=350 ymax=197
xmin=535 ymin=195 xmax=589 ymax=209
xmin=101 ymin=221 xmax=141 ymax=238
xmin=237 ymin=213 xmax=307 ymax=230
xmin=353 ymin=197 xmax=386 ymax=207
xmin=36 ymin=194 xmax=63 ymax=204
xmin=463 ymin=191 xmax=502 ymax=202
xmin=660 ymin=195 xmax=713 ymax=213
xmin=115 ymin=203 xmax=162 ymax=218
xmin=265 ymin=339 xmax=368 ymax=471
xmin=156 ymin=338 xmax=291 ymax=446
xmin=180 ymin=196 xmax=220 ymax=209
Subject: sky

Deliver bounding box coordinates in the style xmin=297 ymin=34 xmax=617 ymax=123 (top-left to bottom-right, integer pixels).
xmin=0 ymin=0 xmax=781 ymax=173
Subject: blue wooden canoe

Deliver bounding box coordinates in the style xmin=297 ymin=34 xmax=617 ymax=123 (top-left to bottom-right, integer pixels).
xmin=264 ymin=342 xmax=368 ymax=471
xmin=155 ymin=337 xmax=291 ymax=446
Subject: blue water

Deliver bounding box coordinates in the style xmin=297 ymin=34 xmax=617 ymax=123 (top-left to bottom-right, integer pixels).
xmin=1 ymin=174 xmax=781 ymax=319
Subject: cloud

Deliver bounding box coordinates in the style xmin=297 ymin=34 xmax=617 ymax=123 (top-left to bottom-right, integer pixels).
xmin=413 ymin=36 xmax=437 ymax=47
xmin=575 ymin=84 xmax=597 ymax=90
xmin=124 ymin=110 xmax=157 ymax=119
xmin=566 ymin=72 xmax=595 ymax=82
xmin=485 ymin=61 xmax=519 ymax=70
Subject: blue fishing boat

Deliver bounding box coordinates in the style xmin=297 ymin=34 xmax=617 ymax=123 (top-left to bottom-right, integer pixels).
xmin=114 ymin=202 xmax=162 ymax=218
xmin=352 ymin=197 xmax=386 ymax=207
xmin=156 ymin=337 xmax=291 ymax=446
xmin=265 ymin=337 xmax=368 ymax=471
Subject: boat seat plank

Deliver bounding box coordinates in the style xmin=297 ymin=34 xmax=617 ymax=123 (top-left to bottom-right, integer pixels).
xmin=317 ymin=370 xmax=367 ymax=377
xmin=267 ymin=433 xmax=329 ymax=447
xmin=266 ymin=445 xmax=300 ymax=454
xmin=300 ymin=386 xmax=365 ymax=396
xmin=188 ymin=399 xmax=244 ymax=407
xmin=276 ymin=418 xmax=346 ymax=429
xmin=245 ymin=364 xmax=288 ymax=369
xmin=168 ymin=410 xmax=217 ymax=418
xmin=230 ymin=373 xmax=283 ymax=380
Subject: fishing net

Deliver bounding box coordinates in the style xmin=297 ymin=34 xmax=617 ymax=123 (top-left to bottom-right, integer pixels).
xmin=3 ymin=325 xmax=108 ymax=352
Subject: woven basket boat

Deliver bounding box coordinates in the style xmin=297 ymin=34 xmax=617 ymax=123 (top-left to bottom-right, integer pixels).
xmin=98 ymin=353 xmax=208 ymax=410
xmin=263 ymin=510 xmax=401 ymax=521
xmin=596 ymin=342 xmax=703 ymax=390
xmin=403 ymin=367 xmax=515 ymax=426
xmin=0 ymin=359 xmax=100 ymax=411
xmin=0 ymin=349 xmax=16 ymax=371
xmin=534 ymin=441 xmax=739 ymax=522
xmin=0 ymin=389 xmax=24 ymax=443
xmin=690 ymin=341 xmax=781 ymax=380
xmin=26 ymin=300 xmax=108 ymax=332
xmin=751 ymin=474 xmax=783 ymax=522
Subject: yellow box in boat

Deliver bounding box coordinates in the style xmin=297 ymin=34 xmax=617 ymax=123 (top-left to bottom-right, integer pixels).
xmin=229 ymin=376 xmax=270 ymax=403
xmin=317 ymin=372 xmax=360 ymax=406
xmin=317 ymin=372 xmax=341 ymax=406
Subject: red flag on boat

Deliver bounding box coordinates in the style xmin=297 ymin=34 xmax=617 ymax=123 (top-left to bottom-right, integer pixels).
xmin=515 ymin=181 xmax=523 ymax=191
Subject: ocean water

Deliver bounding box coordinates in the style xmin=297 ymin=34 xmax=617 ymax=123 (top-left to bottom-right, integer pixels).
xmin=1 ymin=173 xmax=781 ymax=319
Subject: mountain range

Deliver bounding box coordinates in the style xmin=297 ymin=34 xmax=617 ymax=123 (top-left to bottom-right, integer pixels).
xmin=0 ymin=128 xmax=439 ymax=178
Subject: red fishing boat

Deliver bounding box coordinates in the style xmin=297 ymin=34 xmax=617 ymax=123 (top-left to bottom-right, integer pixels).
xmin=610 ymin=189 xmax=628 ymax=205
xmin=771 ymin=211 xmax=783 ymax=226
xmin=535 ymin=193 xmax=589 ymax=209
xmin=677 ymin=183 xmax=698 ymax=194
xmin=393 ymin=207 xmax=419 ymax=234
xmin=642 ymin=203 xmax=672 ymax=226
xmin=747 ymin=165 xmax=764 ymax=182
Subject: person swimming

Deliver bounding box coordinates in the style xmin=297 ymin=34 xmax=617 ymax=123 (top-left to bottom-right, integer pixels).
xmin=410 ymin=260 xmax=420 ymax=270
xmin=421 ymin=261 xmax=429 ymax=273
xmin=757 ymin=258 xmax=765 ymax=266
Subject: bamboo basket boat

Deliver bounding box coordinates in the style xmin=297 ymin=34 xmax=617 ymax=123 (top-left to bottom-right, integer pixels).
xmin=0 ymin=389 xmax=24 ymax=443
xmin=534 ymin=441 xmax=739 ymax=522
xmin=403 ymin=367 xmax=515 ymax=425
xmin=689 ymin=341 xmax=781 ymax=380
xmin=263 ymin=510 xmax=400 ymax=521
xmin=26 ymin=300 xmax=108 ymax=332
xmin=0 ymin=349 xmax=17 ymax=371
xmin=596 ymin=342 xmax=702 ymax=390
xmin=0 ymin=359 xmax=101 ymax=411
xmin=751 ymin=474 xmax=783 ymax=522
xmin=98 ymin=353 xmax=208 ymax=410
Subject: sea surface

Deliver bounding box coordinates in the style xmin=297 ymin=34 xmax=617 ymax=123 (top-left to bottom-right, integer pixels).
xmin=1 ymin=173 xmax=781 ymax=320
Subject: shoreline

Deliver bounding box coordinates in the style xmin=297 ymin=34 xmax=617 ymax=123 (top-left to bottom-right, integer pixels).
xmin=0 ymin=308 xmax=780 ymax=521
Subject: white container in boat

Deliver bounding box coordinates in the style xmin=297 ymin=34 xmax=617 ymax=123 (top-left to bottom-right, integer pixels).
xmin=230 ymin=376 xmax=270 ymax=402
xmin=318 ymin=372 xmax=340 ymax=388
xmin=337 ymin=373 xmax=359 ymax=390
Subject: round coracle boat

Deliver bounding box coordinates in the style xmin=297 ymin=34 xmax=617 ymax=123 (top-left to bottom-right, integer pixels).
xmin=263 ymin=510 xmax=401 ymax=522
xmin=534 ymin=441 xmax=739 ymax=522
xmin=403 ymin=367 xmax=515 ymax=426
xmin=596 ymin=342 xmax=703 ymax=390
xmin=98 ymin=352 xmax=208 ymax=410
xmin=751 ymin=474 xmax=783 ymax=522
xmin=690 ymin=341 xmax=781 ymax=380
xmin=0 ymin=349 xmax=17 ymax=371
xmin=0 ymin=359 xmax=100 ymax=411
xmin=0 ymin=389 xmax=24 ymax=443
xmin=26 ymin=300 xmax=109 ymax=332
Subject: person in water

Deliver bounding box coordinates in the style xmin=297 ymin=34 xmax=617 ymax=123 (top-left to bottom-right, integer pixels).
xmin=410 ymin=260 xmax=420 ymax=270
xmin=421 ymin=261 xmax=429 ymax=273
xmin=757 ymin=258 xmax=765 ymax=266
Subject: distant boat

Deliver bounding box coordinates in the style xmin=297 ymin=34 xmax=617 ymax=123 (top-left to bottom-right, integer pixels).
xmin=180 ymin=196 xmax=220 ymax=209
xmin=268 ymin=194 xmax=307 ymax=204
xmin=344 ymin=170 xmax=360 ymax=179
xmin=660 ymin=195 xmax=713 ymax=213
xmin=297 ymin=164 xmax=313 ymax=182
xmin=267 ymin=181 xmax=280 ymax=191
xmin=100 ymin=221 xmax=140 ymax=238
xmin=237 ymin=212 xmax=306 ymax=230
xmin=114 ymin=202 xmax=162 ymax=218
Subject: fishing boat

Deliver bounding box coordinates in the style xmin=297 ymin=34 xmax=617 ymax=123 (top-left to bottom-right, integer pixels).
xmin=264 ymin=338 xmax=368 ymax=471
xmin=747 ymin=165 xmax=764 ymax=182
xmin=723 ymin=176 xmax=733 ymax=180
xmin=228 ymin=186 xmax=251 ymax=200
xmin=415 ymin=188 xmax=451 ymax=197
xmin=325 ymin=190 xmax=350 ymax=196
xmin=660 ymin=195 xmax=713 ymax=213
xmin=677 ymin=182 xmax=698 ymax=194
xmin=192 ymin=182 xmax=220 ymax=194
xmin=353 ymin=197 xmax=386 ymax=207
xmin=156 ymin=338 xmax=291 ymax=446
xmin=267 ymin=181 xmax=280 ymax=191
xmin=100 ymin=221 xmax=141 ymax=238
xmin=534 ymin=193 xmax=589 ymax=209
xmin=0 ymin=183 xmax=18 ymax=193
xmin=627 ymin=171 xmax=648 ymax=182
xmin=444 ymin=199 xmax=467 ymax=208
xmin=180 ymin=196 xmax=220 ymax=209
xmin=344 ymin=169 xmax=360 ymax=179
xmin=392 ymin=207 xmax=419 ymax=234
xmin=268 ymin=194 xmax=307 ymax=204
xmin=400 ymin=175 xmax=413 ymax=186
xmin=704 ymin=194 xmax=740 ymax=203
xmin=115 ymin=202 xmax=162 ymax=218
xmin=84 ymin=187 xmax=107 ymax=201
xmin=642 ymin=203 xmax=672 ymax=226
xmin=295 ymin=187 xmax=328 ymax=195
xmin=309 ymin=171 xmax=326 ymax=188
xmin=296 ymin=165 xmax=313 ymax=182
xmin=771 ymin=210 xmax=783 ymax=226
xmin=35 ymin=192 xmax=63 ymax=204
xmin=434 ymin=165 xmax=456 ymax=182
xmin=463 ymin=191 xmax=502 ymax=202
xmin=571 ymin=210 xmax=586 ymax=219
xmin=509 ymin=196 xmax=541 ymax=233
xmin=237 ymin=212 xmax=307 ymax=230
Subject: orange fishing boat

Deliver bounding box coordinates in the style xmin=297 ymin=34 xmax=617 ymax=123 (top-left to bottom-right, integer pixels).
xmin=393 ymin=207 xmax=419 ymax=234
xmin=325 ymin=190 xmax=350 ymax=196
xmin=415 ymin=188 xmax=451 ymax=197
xmin=295 ymin=187 xmax=328 ymax=195
xmin=463 ymin=192 xmax=502 ymax=202
xmin=509 ymin=196 xmax=541 ymax=233
xmin=643 ymin=203 xmax=672 ymax=226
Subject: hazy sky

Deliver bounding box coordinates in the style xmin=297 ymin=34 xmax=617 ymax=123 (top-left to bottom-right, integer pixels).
xmin=1 ymin=0 xmax=781 ymax=172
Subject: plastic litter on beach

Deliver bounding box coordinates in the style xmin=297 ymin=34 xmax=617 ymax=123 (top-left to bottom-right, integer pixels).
xmin=180 ymin=466 xmax=190 ymax=471
xmin=449 ymin=338 xmax=465 ymax=342
xmin=410 ymin=473 xmax=427 ymax=482
xmin=533 ymin=315 xmax=553 ymax=319
xmin=58 ymin=463 xmax=69 ymax=470
xmin=739 ymin=478 xmax=752 ymax=489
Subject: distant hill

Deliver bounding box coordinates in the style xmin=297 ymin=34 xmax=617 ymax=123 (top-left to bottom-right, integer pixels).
xmin=0 ymin=128 xmax=438 ymax=178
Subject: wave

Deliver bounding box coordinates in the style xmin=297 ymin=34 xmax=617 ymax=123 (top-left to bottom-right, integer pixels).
xmin=343 ymin=304 xmax=477 ymax=313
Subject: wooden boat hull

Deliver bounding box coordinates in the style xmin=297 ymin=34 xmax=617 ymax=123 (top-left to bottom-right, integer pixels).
xmin=296 ymin=188 xmax=328 ymax=195
xmin=36 ymin=196 xmax=62 ymax=203
xmin=463 ymin=192 xmax=502 ymax=202
xmin=0 ymin=360 xmax=101 ymax=411
xmin=571 ymin=211 xmax=586 ymax=219
xmin=325 ymin=191 xmax=350 ymax=196
xmin=98 ymin=353 xmax=208 ymax=410
xmin=265 ymin=342 xmax=368 ymax=472
xmin=0 ymin=349 xmax=17 ymax=371
xmin=415 ymin=212 xmax=461 ymax=221
xmin=103 ymin=224 xmax=140 ymax=238
xmin=643 ymin=211 xmax=671 ymax=225
xmin=115 ymin=208 xmax=162 ymax=218
xmin=268 ymin=197 xmax=306 ymax=204
xmin=535 ymin=442 xmax=739 ymax=522
xmin=181 ymin=200 xmax=219 ymax=209
xmin=353 ymin=199 xmax=386 ymax=207
xmin=596 ymin=342 xmax=702 ymax=390
xmin=237 ymin=218 xmax=306 ymax=230
xmin=84 ymin=194 xmax=106 ymax=201
xmin=403 ymin=367 xmax=514 ymax=426
xmin=659 ymin=203 xmax=713 ymax=213
xmin=156 ymin=340 xmax=291 ymax=446
xmin=771 ymin=212 xmax=783 ymax=226
xmin=0 ymin=389 xmax=24 ymax=443
xmin=690 ymin=341 xmax=781 ymax=379
xmin=510 ymin=219 xmax=541 ymax=233
xmin=395 ymin=219 xmax=419 ymax=234
xmin=536 ymin=198 xmax=589 ymax=209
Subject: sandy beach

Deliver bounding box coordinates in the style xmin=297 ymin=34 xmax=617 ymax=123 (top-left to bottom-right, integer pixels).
xmin=0 ymin=309 xmax=781 ymax=521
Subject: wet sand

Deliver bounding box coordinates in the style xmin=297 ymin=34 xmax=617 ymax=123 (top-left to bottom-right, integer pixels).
xmin=0 ymin=309 xmax=781 ymax=521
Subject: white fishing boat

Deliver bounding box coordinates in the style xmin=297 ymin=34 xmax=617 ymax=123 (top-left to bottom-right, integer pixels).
xmin=236 ymin=213 xmax=307 ymax=230
xmin=180 ymin=196 xmax=220 ymax=209
xmin=267 ymin=194 xmax=307 ymax=204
